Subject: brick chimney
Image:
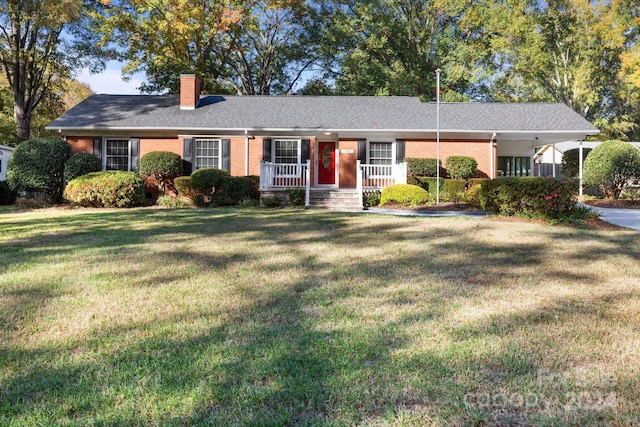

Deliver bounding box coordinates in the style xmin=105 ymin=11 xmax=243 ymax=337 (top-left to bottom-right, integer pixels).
xmin=180 ymin=74 xmax=201 ymax=110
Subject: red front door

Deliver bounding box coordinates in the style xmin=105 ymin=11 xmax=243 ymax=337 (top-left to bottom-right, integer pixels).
xmin=317 ymin=141 xmax=336 ymax=185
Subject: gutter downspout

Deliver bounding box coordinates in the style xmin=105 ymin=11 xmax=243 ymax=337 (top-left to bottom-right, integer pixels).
xmin=244 ymin=130 xmax=249 ymax=176
xmin=490 ymin=133 xmax=496 ymax=179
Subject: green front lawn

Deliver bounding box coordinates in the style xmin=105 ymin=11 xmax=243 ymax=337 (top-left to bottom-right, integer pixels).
xmin=1 ymin=208 xmax=639 ymax=425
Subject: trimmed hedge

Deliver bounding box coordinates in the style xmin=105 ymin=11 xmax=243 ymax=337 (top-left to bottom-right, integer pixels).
xmin=7 ymin=138 xmax=71 ymax=202
xmin=191 ymin=168 xmax=229 ymax=191
xmin=464 ymin=184 xmax=483 ymax=208
xmin=286 ymin=188 xmax=306 ymax=206
xmin=446 ymin=156 xmax=477 ymax=179
xmin=420 ymin=177 xmax=445 ymax=198
xmin=64 ymin=152 xmax=102 ymax=182
xmin=139 ymin=151 xmax=183 ymax=194
xmin=407 ymin=158 xmax=439 ymax=177
xmin=380 ymin=184 xmax=432 ymax=207
xmin=64 ymin=171 xmax=146 ymax=208
xmin=583 ymin=140 xmax=640 ymax=199
xmin=214 ymin=176 xmax=256 ymax=206
xmin=442 ymin=179 xmax=466 ymax=202
xmin=0 ymin=180 xmax=16 ymax=205
xmin=479 ymin=177 xmax=579 ymax=218
xmin=174 ymin=176 xmax=194 ymax=198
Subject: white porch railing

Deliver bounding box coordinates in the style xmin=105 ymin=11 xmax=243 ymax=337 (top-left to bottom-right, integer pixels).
xmin=358 ymin=162 xmax=407 ymax=190
xmin=260 ymin=160 xmax=311 ymax=206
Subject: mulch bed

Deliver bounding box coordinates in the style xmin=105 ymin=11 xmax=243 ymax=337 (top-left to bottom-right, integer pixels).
xmin=580 ymin=198 xmax=640 ymax=209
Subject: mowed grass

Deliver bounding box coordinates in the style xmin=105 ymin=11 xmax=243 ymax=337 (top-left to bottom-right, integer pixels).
xmin=1 ymin=208 xmax=639 ymax=426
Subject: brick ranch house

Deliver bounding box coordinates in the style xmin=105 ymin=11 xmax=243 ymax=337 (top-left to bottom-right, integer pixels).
xmin=47 ymin=74 xmax=598 ymax=208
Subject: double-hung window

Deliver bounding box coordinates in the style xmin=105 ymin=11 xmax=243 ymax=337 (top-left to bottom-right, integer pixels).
xmin=273 ymin=139 xmax=300 ymax=164
xmin=272 ymin=139 xmax=301 ymax=178
xmin=369 ymin=142 xmax=393 ymax=165
xmin=105 ymin=139 xmax=131 ymax=171
xmin=195 ymin=138 xmax=221 ymax=169
xmin=368 ymin=142 xmax=393 ymax=176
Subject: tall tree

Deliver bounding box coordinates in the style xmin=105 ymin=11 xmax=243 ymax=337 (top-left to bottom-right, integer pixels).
xmin=311 ymin=0 xmax=499 ymax=100
xmin=485 ymin=0 xmax=640 ymax=139
xmin=0 ymin=0 xmax=106 ymax=142
xmin=99 ymin=0 xmax=324 ymax=95
xmin=0 ymin=76 xmax=92 ymax=144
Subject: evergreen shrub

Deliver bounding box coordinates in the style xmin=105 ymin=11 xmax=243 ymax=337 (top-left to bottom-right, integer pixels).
xmin=64 ymin=171 xmax=146 ymax=208
xmin=380 ymin=184 xmax=432 ymax=207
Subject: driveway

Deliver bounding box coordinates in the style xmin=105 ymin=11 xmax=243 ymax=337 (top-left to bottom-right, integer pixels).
xmin=588 ymin=206 xmax=640 ymax=231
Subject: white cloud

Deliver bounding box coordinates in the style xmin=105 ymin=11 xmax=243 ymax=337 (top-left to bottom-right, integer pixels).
xmin=76 ymin=61 xmax=145 ymax=95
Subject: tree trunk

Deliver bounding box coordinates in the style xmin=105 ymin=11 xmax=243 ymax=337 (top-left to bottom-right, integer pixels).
xmin=14 ymin=101 xmax=30 ymax=142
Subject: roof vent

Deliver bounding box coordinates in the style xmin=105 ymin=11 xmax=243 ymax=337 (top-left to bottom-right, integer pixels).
xmin=180 ymin=74 xmax=201 ymax=110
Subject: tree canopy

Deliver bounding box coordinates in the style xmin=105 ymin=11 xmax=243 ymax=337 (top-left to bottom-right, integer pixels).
xmin=0 ymin=0 xmax=107 ymax=142
xmin=5 ymin=0 xmax=639 ymax=141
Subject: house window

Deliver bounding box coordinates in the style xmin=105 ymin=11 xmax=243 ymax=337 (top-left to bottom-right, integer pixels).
xmin=498 ymin=156 xmax=531 ymax=177
xmin=274 ymin=139 xmax=300 ymax=164
xmin=105 ymin=139 xmax=130 ymax=171
xmin=369 ymin=142 xmax=393 ymax=165
xmin=195 ymin=138 xmax=221 ymax=169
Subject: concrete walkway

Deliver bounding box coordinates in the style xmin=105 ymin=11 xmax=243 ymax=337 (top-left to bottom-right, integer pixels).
xmin=587 ymin=205 xmax=640 ymax=231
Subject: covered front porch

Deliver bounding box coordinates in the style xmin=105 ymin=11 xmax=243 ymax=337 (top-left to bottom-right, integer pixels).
xmin=259 ymin=160 xmax=408 ymax=208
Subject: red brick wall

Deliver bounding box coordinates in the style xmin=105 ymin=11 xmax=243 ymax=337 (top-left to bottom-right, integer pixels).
xmin=338 ymin=139 xmax=358 ymax=188
xmin=140 ymin=138 xmax=182 ymax=158
xmin=179 ymin=75 xmax=200 ymax=109
xmin=405 ymin=139 xmax=492 ymax=178
xmin=67 ymin=137 xmax=92 ymax=155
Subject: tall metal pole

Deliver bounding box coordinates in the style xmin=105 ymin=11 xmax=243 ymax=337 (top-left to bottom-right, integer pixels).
xmin=436 ymin=69 xmax=441 ymax=205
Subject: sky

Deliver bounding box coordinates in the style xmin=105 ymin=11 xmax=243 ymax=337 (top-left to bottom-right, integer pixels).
xmin=76 ymin=61 xmax=145 ymax=95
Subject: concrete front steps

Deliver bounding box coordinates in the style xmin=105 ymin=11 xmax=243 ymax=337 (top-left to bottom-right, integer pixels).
xmin=308 ymin=189 xmax=363 ymax=211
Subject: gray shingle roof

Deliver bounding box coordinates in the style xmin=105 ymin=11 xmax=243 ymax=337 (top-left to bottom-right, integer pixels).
xmin=47 ymin=94 xmax=598 ymax=134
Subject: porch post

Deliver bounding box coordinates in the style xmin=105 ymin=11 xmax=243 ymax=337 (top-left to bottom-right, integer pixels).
xmin=357 ymin=160 xmax=363 ymax=208
xmin=579 ymin=140 xmax=583 ymax=196
xmin=305 ymin=159 xmax=311 ymax=207
xmin=552 ymin=143 xmax=557 ymax=178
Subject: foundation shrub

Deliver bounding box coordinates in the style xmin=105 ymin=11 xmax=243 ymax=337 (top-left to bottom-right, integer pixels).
xmin=446 ymin=156 xmax=477 ymax=179
xmin=190 ymin=168 xmax=228 ymax=193
xmin=190 ymin=168 xmax=229 ymax=206
xmin=406 ymin=158 xmax=439 ymax=177
xmin=421 ymin=177 xmax=445 ymax=198
xmin=261 ymin=196 xmax=281 ymax=208
xmin=479 ymin=177 xmax=578 ymax=218
xmin=64 ymin=152 xmax=102 ymax=182
xmin=213 ymin=176 xmax=256 ymax=206
xmin=0 ymin=181 xmax=16 ymax=205
xmin=64 ymin=171 xmax=146 ymax=208
xmin=365 ymin=191 xmax=381 ymax=207
xmin=139 ymin=151 xmax=183 ymax=194
xmin=286 ymin=188 xmax=306 ymax=206
xmin=7 ymin=138 xmax=70 ymax=202
xmin=173 ymin=176 xmax=194 ymax=197
xmin=442 ymin=179 xmax=466 ymax=202
xmin=246 ymin=175 xmax=261 ymax=199
xmin=469 ymin=178 xmax=489 ymax=188
xmin=156 ymin=195 xmax=195 ymax=208
xmin=380 ymin=184 xmax=432 ymax=207
xmin=464 ymin=184 xmax=483 ymax=208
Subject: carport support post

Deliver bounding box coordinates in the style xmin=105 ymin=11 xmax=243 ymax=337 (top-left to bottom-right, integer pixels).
xmin=552 ymin=143 xmax=557 ymax=178
xmin=436 ymin=68 xmax=441 ymax=205
xmin=579 ymin=140 xmax=583 ymax=196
